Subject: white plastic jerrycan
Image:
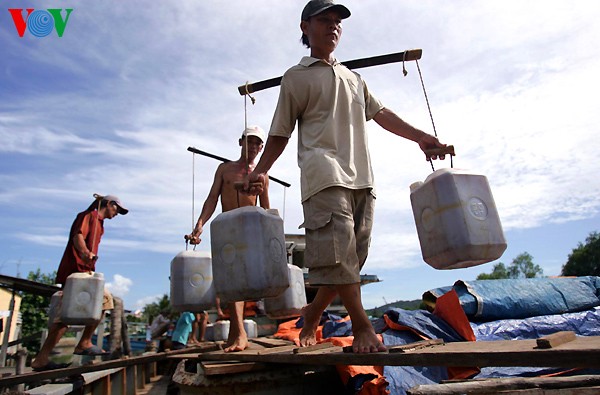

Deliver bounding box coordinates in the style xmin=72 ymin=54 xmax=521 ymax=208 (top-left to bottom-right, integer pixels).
xmin=211 ymin=206 xmax=290 ymax=303
xmin=264 ymin=264 xmax=307 ymax=319
xmin=410 ymin=168 xmax=507 ymax=269
xmin=47 ymin=291 xmax=63 ymax=327
xmin=243 ymin=319 xmax=258 ymax=339
xmin=170 ymin=250 xmax=216 ymax=312
xmin=212 ymin=320 xmax=230 ymax=341
xmin=60 ymin=272 xmax=105 ymax=325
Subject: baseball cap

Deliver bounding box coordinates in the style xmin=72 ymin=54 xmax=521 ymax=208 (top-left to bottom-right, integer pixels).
xmin=301 ymin=0 xmax=351 ymax=21
xmin=103 ymin=195 xmax=129 ymax=215
xmin=242 ymin=125 xmax=265 ymax=142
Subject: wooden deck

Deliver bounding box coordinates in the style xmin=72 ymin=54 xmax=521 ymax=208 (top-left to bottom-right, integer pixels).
xmin=189 ymin=335 xmax=600 ymax=369
xmin=4 ymin=334 xmax=600 ymax=394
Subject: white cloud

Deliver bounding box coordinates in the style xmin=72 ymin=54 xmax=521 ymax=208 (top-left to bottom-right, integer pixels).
xmin=105 ymin=274 xmax=133 ymax=298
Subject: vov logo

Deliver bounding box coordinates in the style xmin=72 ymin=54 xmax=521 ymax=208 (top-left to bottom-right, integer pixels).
xmin=8 ymin=9 xmax=73 ymax=38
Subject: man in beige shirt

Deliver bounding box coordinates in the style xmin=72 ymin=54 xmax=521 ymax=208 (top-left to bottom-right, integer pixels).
xmin=246 ymin=0 xmax=446 ymax=353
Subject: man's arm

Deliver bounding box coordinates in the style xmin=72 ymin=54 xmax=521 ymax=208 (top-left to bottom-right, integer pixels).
xmin=258 ymin=175 xmax=270 ymax=209
xmin=246 ymin=135 xmax=289 ymax=195
xmin=73 ymin=233 xmax=95 ymax=265
xmin=188 ymin=164 xmax=225 ymax=243
xmin=373 ymin=108 xmax=446 ymax=159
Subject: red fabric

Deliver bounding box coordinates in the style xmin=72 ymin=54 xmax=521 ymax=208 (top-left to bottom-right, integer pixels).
xmin=433 ymin=289 xmax=480 ymax=379
xmin=274 ymin=319 xmax=389 ymax=394
xmin=433 ymin=289 xmax=476 ymax=342
xmin=55 ymin=210 xmax=104 ymax=284
xmin=273 ymin=317 xmax=323 ymax=346
xmin=324 ymin=336 xmax=389 ymax=395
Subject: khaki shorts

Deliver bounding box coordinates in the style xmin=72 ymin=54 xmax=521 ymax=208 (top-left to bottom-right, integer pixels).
xmin=51 ymin=289 xmax=114 ymax=325
xmin=301 ymin=187 xmax=375 ymax=285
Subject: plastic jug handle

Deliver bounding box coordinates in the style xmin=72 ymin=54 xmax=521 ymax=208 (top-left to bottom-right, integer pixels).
xmin=233 ymin=181 xmax=263 ymax=190
xmin=423 ymin=145 xmax=455 ymax=159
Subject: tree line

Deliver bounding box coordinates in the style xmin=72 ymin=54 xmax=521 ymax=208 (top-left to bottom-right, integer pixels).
xmin=476 ymin=231 xmax=599 ymax=280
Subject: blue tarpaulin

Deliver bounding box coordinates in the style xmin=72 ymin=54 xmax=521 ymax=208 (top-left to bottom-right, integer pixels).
xmin=425 ymin=276 xmax=600 ymax=321
xmin=315 ymin=277 xmax=600 ymax=394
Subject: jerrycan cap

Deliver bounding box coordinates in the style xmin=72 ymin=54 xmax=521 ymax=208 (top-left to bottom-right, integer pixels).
xmin=409 ymin=181 xmax=424 ymax=192
xmin=266 ymin=208 xmax=280 ymax=217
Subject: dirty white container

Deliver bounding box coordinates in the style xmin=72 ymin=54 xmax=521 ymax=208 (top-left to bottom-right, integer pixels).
xmin=264 ymin=264 xmax=307 ymax=319
xmin=47 ymin=291 xmax=63 ymax=326
xmin=212 ymin=320 xmax=230 ymax=342
xmin=410 ymin=168 xmax=507 ymax=269
xmin=170 ymin=250 xmax=216 ymax=312
xmin=204 ymin=323 xmax=215 ymax=342
xmin=211 ymin=207 xmax=289 ymax=303
xmin=243 ymin=319 xmax=258 ymax=339
xmin=60 ymin=272 xmax=105 ymax=325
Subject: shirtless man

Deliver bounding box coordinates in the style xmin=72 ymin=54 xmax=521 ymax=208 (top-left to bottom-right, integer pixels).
xmin=186 ymin=126 xmax=269 ymax=352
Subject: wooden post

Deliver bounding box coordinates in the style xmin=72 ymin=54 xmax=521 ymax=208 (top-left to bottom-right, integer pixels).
xmin=121 ymin=308 xmax=132 ymax=356
xmin=0 ymin=289 xmax=16 ymax=367
xmin=109 ymin=297 xmax=124 ymax=358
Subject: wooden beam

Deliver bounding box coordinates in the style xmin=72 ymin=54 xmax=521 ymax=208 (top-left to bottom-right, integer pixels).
xmin=293 ymin=342 xmax=336 ymax=354
xmin=237 ymin=49 xmax=423 ymax=95
xmin=0 ymin=344 xmax=220 ymax=387
xmin=194 ymin=336 xmax=600 ymax=368
xmin=187 ymin=146 xmax=291 ymax=188
xmin=250 ymin=337 xmax=294 ymax=348
xmin=536 ymin=331 xmax=577 ymax=349
xmin=389 ymin=338 xmax=445 ymax=353
xmin=407 ymin=375 xmax=600 ymax=395
xmin=201 ymin=361 xmax=266 ymax=376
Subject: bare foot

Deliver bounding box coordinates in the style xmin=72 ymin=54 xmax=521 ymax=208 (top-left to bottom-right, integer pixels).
xmin=299 ymin=303 xmax=321 ymax=347
xmin=31 ymin=357 xmax=49 ymax=370
xmin=351 ymin=327 xmax=386 ymax=354
xmin=223 ymin=333 xmax=248 ymax=352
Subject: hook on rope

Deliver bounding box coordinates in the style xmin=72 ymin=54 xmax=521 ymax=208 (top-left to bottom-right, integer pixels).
xmin=244 ymin=82 xmax=256 ymax=105
xmin=402 ymin=50 xmax=408 ymax=77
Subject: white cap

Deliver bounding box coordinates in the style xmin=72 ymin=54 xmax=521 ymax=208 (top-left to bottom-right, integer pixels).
xmin=102 ymin=194 xmax=129 ymax=215
xmin=242 ymin=125 xmax=265 ymax=142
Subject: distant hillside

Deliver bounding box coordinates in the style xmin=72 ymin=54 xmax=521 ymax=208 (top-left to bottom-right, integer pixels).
xmin=367 ymin=299 xmax=424 ymax=318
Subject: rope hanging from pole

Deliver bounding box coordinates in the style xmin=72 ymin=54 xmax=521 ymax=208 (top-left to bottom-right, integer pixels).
xmin=412 ymin=59 xmax=454 ymax=170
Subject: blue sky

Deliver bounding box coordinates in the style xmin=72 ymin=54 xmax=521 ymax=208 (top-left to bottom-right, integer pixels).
xmin=1 ymin=1 xmax=599 ymax=312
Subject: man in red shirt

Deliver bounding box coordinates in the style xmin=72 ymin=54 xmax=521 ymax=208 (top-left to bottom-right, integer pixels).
xmin=31 ymin=194 xmax=128 ymax=371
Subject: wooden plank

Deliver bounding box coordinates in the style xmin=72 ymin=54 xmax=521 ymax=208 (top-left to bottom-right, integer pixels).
xmin=237 ymin=49 xmax=423 ymax=95
xmin=256 ymin=345 xmax=297 ymax=355
xmin=0 ymin=344 xmax=220 ymax=387
xmin=293 ymin=342 xmax=335 ymax=354
xmin=194 ymin=336 xmax=600 ymax=368
xmin=167 ymin=353 xmax=204 ymax=360
xmin=536 ymin=331 xmax=577 ymax=349
xmin=250 ymin=337 xmax=294 ymax=348
xmin=389 ymin=338 xmax=445 ymax=353
xmin=342 ymin=338 xmax=444 ymax=353
xmin=200 ymin=361 xmax=266 ymax=376
xmin=407 ymin=375 xmax=600 ymax=395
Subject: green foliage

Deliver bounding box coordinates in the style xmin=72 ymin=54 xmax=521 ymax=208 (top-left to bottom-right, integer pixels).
xmin=20 ymin=269 xmax=57 ymax=354
xmin=476 ymin=262 xmax=508 ymax=280
xmin=561 ymin=231 xmax=600 ymax=276
xmin=508 ymin=252 xmax=543 ymax=279
xmin=477 ymin=252 xmax=543 ymax=280
xmin=367 ymin=299 xmax=422 ymax=318
xmin=141 ymin=294 xmax=172 ymax=323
